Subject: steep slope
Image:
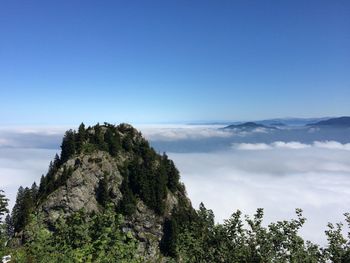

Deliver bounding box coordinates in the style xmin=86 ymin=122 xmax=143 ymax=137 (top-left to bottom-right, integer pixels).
xmin=12 ymin=123 xmax=196 ymax=261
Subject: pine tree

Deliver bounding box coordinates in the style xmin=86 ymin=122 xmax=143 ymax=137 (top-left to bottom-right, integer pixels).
xmin=119 ymin=170 xmax=136 ymax=215
xmin=76 ymin=122 xmax=86 ymax=153
xmin=12 ymin=186 xmax=35 ymax=233
xmin=154 ymin=165 xmax=167 ymax=214
xmin=5 ymin=214 xmax=14 ymax=238
xmin=0 ymin=190 xmax=9 ymax=221
xmin=163 ymin=153 xmax=180 ymax=192
xmin=38 ymin=174 xmax=46 ymax=197
xmin=92 ymin=123 xmax=107 ymax=151
xmin=104 ymin=127 xmax=121 ymax=156
xmin=31 ymin=182 xmax=39 ymax=202
xmin=53 ymin=153 xmax=60 ymax=168
xmin=97 ymin=174 xmax=109 ymax=207
xmin=160 ymin=218 xmax=178 ymax=257
xmin=12 ymin=186 xmax=25 ymax=232
xmin=60 ymin=130 xmax=76 ymax=163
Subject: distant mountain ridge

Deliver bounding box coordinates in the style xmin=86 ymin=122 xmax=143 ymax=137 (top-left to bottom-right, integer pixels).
xmin=255 ymin=117 xmax=331 ymax=127
xmin=308 ymin=116 xmax=350 ymax=127
xmin=223 ymin=122 xmax=277 ymax=130
xmin=188 ymin=117 xmax=331 ymax=127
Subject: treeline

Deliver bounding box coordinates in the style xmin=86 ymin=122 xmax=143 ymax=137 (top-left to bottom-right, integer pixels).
xmin=2 ymin=188 xmax=350 ymax=262
xmin=173 ymin=205 xmax=350 ymax=263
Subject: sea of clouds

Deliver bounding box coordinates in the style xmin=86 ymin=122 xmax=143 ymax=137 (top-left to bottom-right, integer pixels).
xmin=1 ymin=124 xmax=350 ymax=245
xmin=141 ymin=125 xmax=350 ymax=245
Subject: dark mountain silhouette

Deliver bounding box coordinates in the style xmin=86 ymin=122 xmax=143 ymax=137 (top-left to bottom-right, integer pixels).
xmin=224 ymin=122 xmax=277 ymax=130
xmin=307 ymin=117 xmax=350 ymax=127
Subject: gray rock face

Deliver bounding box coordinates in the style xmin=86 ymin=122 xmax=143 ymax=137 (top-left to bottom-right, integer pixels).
xmin=40 ymin=151 xmax=122 ymax=223
xmin=38 ymin=150 xmax=191 ymax=261
xmin=129 ymin=201 xmax=164 ymax=260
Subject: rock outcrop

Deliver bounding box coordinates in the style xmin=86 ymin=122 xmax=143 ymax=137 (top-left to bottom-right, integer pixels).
xmin=40 ymin=151 xmax=122 ymax=224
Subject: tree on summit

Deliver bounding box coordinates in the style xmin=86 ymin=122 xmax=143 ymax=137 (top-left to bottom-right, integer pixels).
xmin=76 ymin=122 xmax=86 ymax=152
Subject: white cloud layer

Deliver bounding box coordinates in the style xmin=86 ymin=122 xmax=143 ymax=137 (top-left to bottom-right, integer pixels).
xmin=233 ymin=141 xmax=350 ymax=151
xmin=0 ymin=148 xmax=58 ymax=209
xmin=137 ymin=124 xmax=231 ymax=141
xmin=168 ymin=146 xmax=350 ymax=245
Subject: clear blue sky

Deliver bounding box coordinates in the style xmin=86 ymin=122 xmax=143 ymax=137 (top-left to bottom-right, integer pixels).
xmin=0 ymin=0 xmax=349 ymax=125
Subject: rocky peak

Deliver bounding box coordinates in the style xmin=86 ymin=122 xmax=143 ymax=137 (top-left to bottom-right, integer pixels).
xmin=31 ymin=123 xmax=195 ymax=260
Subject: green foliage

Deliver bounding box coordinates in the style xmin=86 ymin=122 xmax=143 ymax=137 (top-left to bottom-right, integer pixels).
xmin=162 ymin=153 xmax=180 ymax=192
xmin=4 ymin=214 xmax=14 ymax=239
xmin=124 ymin=153 xmax=168 ymax=215
xmin=323 ymin=213 xmax=350 ymax=263
xmin=11 ymin=186 xmax=37 ymax=234
xmin=174 ymin=206 xmax=343 ymax=263
xmin=39 ymin=154 xmax=61 ymax=199
xmin=81 ymin=142 xmax=98 ymax=154
xmin=60 ymin=130 xmax=76 ymax=163
xmin=160 ymin=218 xmax=178 ymax=258
xmin=9 ymin=206 xmax=142 ymax=262
xmin=76 ymin=122 xmax=86 ymax=153
xmin=103 ymin=125 xmax=121 ymax=156
xmin=118 ymin=169 xmax=137 ymax=216
xmin=92 ymin=123 xmax=108 ymax=151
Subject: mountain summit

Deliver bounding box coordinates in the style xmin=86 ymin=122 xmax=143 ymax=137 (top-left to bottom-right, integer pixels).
xmin=11 ymin=123 xmax=196 ymax=261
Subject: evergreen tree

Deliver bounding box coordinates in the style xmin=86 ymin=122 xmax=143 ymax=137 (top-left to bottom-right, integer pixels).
xmin=31 ymin=182 xmax=39 ymax=202
xmin=76 ymin=122 xmax=86 ymax=153
xmin=154 ymin=165 xmax=167 ymax=214
xmin=12 ymin=186 xmax=35 ymax=233
xmin=5 ymin=214 xmax=14 ymax=238
xmin=104 ymin=127 xmax=121 ymax=156
xmin=38 ymin=174 xmax=46 ymax=197
xmin=53 ymin=153 xmax=60 ymax=168
xmin=119 ymin=170 xmax=136 ymax=215
xmin=160 ymin=218 xmax=178 ymax=258
xmin=122 ymin=134 xmax=133 ymax=151
xmin=97 ymin=174 xmax=109 ymax=207
xmin=162 ymin=153 xmax=180 ymax=192
xmin=0 ymin=190 xmax=9 ymax=221
xmin=92 ymin=123 xmax=107 ymax=151
xmin=60 ymin=130 xmax=76 ymax=163
xmin=12 ymin=186 xmax=25 ymax=232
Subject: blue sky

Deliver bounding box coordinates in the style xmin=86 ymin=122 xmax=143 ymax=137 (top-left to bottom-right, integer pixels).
xmin=0 ymin=0 xmax=349 ymax=125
